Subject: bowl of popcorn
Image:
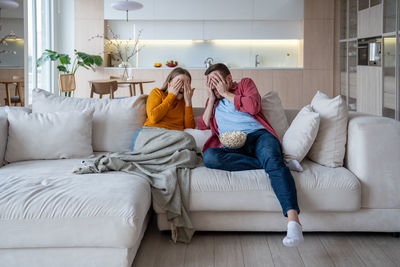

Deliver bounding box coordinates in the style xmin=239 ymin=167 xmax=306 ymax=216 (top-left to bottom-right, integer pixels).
xmin=219 ymin=131 xmax=247 ymax=149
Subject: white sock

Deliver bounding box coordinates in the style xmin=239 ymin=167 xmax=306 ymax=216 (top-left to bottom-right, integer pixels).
xmin=283 ymin=221 xmax=304 ymax=247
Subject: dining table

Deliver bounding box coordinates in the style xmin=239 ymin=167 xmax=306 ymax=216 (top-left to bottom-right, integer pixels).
xmin=88 ymin=79 xmax=155 ymax=97
xmin=0 ymin=78 xmax=24 ymax=106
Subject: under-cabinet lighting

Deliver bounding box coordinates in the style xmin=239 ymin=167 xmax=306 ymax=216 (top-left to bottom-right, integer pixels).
xmin=109 ymin=39 xmax=302 ymax=45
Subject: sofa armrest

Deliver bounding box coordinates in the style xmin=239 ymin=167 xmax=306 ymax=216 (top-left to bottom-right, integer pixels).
xmin=346 ymin=112 xmax=400 ymax=209
xmin=0 ymin=114 xmax=7 ymax=167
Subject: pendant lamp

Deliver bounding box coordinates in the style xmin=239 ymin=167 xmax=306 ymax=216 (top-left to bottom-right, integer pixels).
xmin=111 ymin=0 xmax=143 ymax=21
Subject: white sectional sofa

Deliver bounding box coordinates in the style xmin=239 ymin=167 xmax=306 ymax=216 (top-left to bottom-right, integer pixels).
xmin=155 ymin=109 xmax=400 ymax=233
xmin=0 ymin=96 xmax=399 ymax=267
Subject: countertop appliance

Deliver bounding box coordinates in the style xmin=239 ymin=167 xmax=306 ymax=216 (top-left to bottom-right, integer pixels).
xmin=358 ymin=37 xmax=382 ymax=66
xmin=204 ymin=57 xmax=214 ymax=68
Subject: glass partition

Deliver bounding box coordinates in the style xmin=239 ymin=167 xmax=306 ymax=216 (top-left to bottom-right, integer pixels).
xmin=340 ymin=42 xmax=348 ymax=97
xmin=370 ymin=0 xmax=382 ymax=6
xmin=348 ymin=41 xmax=357 ymax=110
xmin=340 ymin=0 xmax=348 ymax=40
xmin=383 ymin=36 xmax=396 ymax=118
xmin=358 ymin=0 xmax=369 ymax=10
xmin=384 ymin=0 xmax=397 ymax=33
xmin=349 ymin=0 xmax=358 ymax=38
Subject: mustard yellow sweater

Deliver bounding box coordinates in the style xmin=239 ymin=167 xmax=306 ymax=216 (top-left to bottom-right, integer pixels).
xmin=144 ymin=88 xmax=195 ymax=130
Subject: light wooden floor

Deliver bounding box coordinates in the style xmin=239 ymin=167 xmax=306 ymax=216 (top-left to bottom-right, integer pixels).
xmin=132 ymin=218 xmax=400 ymax=267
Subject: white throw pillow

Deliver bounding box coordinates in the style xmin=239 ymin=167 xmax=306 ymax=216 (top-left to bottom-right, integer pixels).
xmin=261 ymin=91 xmax=289 ymax=140
xmin=32 ymin=89 xmax=147 ymax=152
xmin=308 ymin=91 xmax=348 ymax=167
xmin=5 ymin=108 xmax=94 ymax=162
xmin=282 ymin=105 xmax=320 ymax=164
xmin=184 ymin=129 xmax=212 ymax=152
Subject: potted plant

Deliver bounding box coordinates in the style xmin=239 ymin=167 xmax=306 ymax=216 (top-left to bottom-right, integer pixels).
xmin=37 ymin=49 xmax=103 ymax=96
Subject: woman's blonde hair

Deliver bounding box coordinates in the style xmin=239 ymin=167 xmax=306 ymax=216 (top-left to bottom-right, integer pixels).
xmin=160 ymin=67 xmax=192 ymax=92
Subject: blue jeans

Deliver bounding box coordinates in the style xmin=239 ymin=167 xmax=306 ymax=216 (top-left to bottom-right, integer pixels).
xmin=202 ymin=129 xmax=300 ymax=216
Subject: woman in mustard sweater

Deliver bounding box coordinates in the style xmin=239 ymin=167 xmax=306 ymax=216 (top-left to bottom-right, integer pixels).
xmin=144 ymin=67 xmax=195 ymax=130
xmin=131 ymin=68 xmax=195 ymax=151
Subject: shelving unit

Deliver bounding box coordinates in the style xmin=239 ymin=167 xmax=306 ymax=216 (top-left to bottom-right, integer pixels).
xmin=339 ymin=0 xmax=358 ymax=111
xmin=339 ymin=0 xmax=400 ymax=120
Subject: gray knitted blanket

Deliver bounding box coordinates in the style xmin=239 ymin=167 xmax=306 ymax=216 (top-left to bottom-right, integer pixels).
xmin=73 ymin=126 xmax=202 ymax=243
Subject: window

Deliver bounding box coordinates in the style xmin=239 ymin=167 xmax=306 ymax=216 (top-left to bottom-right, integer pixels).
xmin=26 ymin=0 xmax=53 ymax=104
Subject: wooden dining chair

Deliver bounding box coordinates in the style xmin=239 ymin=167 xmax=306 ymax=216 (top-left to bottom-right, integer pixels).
xmin=110 ymin=76 xmax=136 ymax=96
xmin=90 ymin=80 xmax=118 ymax=99
xmin=4 ymin=76 xmax=24 ymax=106
xmin=59 ymin=73 xmax=76 ymax=97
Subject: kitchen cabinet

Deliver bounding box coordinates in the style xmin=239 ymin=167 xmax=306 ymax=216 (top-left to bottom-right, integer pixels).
xmin=357 ymin=4 xmax=383 ymax=38
xmin=253 ymin=0 xmax=304 ymax=20
xmin=383 ymin=36 xmax=397 ymax=118
xmin=154 ymin=21 xmax=203 ymax=40
xmin=251 ymin=21 xmax=303 ymax=39
xmin=203 ymin=21 xmax=252 ymax=40
xmin=357 ymin=66 xmax=383 ymax=115
xmin=154 ymin=0 xmax=204 ymax=20
xmin=203 ymin=0 xmax=253 ymax=20
xmin=105 ymin=0 xmax=304 ymax=21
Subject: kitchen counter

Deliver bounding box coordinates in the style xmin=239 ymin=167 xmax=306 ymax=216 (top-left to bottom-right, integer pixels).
xmin=103 ymin=67 xmax=304 ymax=70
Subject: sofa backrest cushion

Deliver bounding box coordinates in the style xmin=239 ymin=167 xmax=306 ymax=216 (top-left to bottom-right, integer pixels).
xmin=5 ymin=108 xmax=94 ymax=162
xmin=261 ymin=91 xmax=290 ymax=140
xmin=308 ymin=91 xmax=348 ymax=167
xmin=32 ymin=89 xmax=147 ymax=152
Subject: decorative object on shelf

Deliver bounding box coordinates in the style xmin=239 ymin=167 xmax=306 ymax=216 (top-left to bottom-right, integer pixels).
xmin=37 ymin=49 xmax=103 ymax=96
xmin=166 ymin=60 xmax=178 ymax=68
xmin=0 ymin=30 xmax=18 ymax=61
xmin=153 ymin=62 xmax=162 ymax=68
xmin=111 ymin=0 xmax=143 ymax=22
xmin=0 ymin=0 xmax=19 ymax=61
xmin=89 ymin=25 xmax=143 ymax=80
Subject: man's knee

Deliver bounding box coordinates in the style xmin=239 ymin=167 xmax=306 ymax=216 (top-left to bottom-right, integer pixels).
xmin=264 ymin=156 xmax=286 ymax=172
xmin=202 ymin=148 xmax=222 ymax=169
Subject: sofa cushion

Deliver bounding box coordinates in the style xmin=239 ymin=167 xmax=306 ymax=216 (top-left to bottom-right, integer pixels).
xmin=154 ymin=159 xmax=360 ymax=214
xmin=282 ymin=105 xmax=320 ymax=163
xmin=0 ymin=156 xmax=151 ymax=248
xmin=5 ymin=108 xmax=94 ymax=162
xmin=261 ymin=91 xmax=289 ymax=140
xmin=32 ymin=89 xmax=147 ymax=153
xmin=308 ymin=91 xmax=348 ymax=167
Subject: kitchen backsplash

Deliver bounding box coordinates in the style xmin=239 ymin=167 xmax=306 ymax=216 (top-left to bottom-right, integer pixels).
xmin=106 ymin=39 xmax=303 ymax=69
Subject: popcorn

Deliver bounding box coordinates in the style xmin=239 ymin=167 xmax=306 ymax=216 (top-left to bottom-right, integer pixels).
xmin=219 ymin=131 xmax=247 ymax=149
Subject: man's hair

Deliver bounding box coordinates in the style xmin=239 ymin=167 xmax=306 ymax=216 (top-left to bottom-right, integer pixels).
xmin=204 ymin=63 xmax=231 ymax=78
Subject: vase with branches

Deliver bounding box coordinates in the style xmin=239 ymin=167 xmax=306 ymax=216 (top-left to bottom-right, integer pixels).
xmin=89 ymin=24 xmax=143 ymax=80
xmin=0 ymin=29 xmax=18 ymax=63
